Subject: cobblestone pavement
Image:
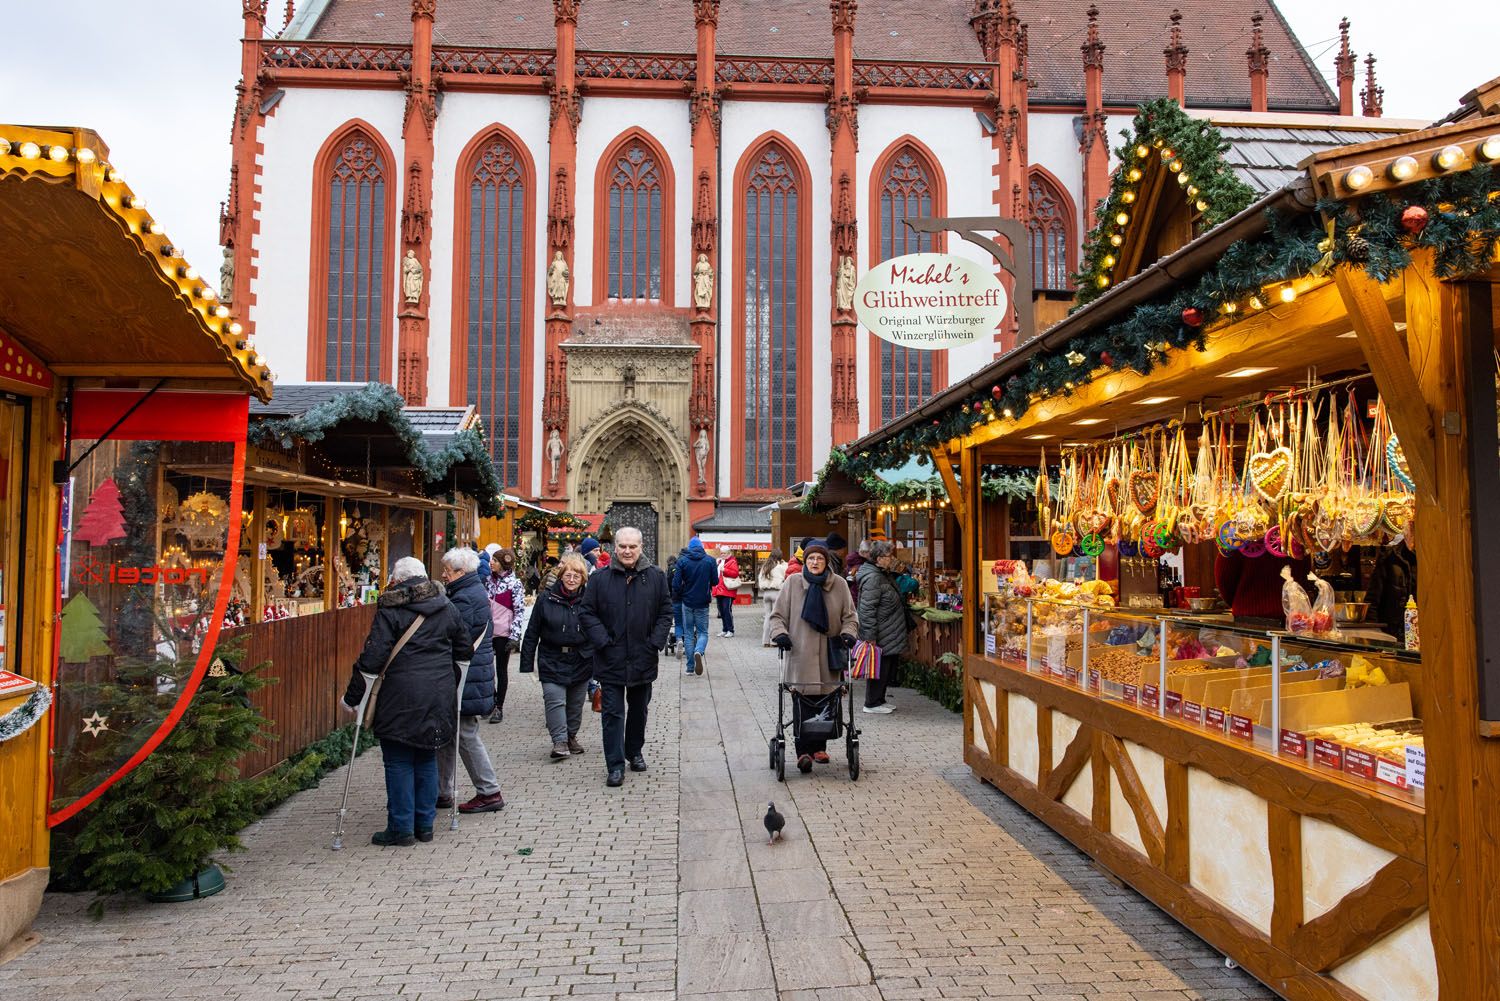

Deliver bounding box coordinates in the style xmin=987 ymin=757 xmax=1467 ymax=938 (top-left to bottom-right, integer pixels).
xmin=5 ymin=608 xmax=1273 ymax=1001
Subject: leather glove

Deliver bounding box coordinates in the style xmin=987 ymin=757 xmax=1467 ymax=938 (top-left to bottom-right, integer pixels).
xmin=840 ymin=634 xmax=858 ymax=649
xmin=773 ymin=634 xmax=792 ymax=651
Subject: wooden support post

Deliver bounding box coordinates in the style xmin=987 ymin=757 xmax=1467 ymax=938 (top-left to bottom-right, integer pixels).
xmin=960 ymin=444 xmax=983 ymax=654
xmin=380 ymin=506 xmax=390 ymax=585
xmin=250 ymin=485 xmax=267 ymax=622
xmin=1268 ymin=803 xmax=1303 ymax=949
xmin=323 ymin=495 xmax=339 ymax=610
xmin=931 ymin=448 xmax=966 ymax=522
xmin=1334 ymin=264 xmax=1438 ymax=501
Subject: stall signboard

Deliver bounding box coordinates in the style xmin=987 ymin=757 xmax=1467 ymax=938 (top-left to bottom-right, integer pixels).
xmin=854 ymin=253 xmax=1008 ymax=350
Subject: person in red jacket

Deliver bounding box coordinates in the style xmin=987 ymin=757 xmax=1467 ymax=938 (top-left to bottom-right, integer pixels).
xmin=711 ymin=548 xmax=741 ymax=638
xmin=1214 ymin=551 xmax=1311 ymax=621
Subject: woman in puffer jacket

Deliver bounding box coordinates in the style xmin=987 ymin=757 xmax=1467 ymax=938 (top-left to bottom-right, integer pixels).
xmin=520 ymin=553 xmax=595 ymax=759
xmin=855 ymin=540 xmax=910 ymax=714
xmin=483 ymin=547 xmax=526 ymax=723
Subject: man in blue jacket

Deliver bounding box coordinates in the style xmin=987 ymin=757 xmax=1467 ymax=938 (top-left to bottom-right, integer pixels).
xmin=672 ymin=536 xmax=718 ymax=677
xmin=579 ymin=527 xmax=673 ymax=787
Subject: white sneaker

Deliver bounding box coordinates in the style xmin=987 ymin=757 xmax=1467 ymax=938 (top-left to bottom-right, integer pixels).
xmin=862 ymin=703 xmax=896 ymax=714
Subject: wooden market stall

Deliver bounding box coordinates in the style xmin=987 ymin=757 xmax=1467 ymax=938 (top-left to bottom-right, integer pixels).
xmin=229 ymin=382 xmax=502 ymax=776
xmin=0 ymin=125 xmax=270 ymax=957
xmin=836 ymin=96 xmax=1500 ymax=1000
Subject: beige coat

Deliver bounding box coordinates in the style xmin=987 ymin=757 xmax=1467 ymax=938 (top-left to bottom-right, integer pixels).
xmin=768 ymin=571 xmax=858 ymax=694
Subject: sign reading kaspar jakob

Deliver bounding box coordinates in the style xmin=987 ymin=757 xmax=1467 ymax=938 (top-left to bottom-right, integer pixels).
xmin=855 ymin=253 xmax=1008 ymax=350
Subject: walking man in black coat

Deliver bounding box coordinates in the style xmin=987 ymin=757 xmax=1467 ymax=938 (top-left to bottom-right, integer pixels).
xmin=580 ymin=526 xmax=672 ymax=787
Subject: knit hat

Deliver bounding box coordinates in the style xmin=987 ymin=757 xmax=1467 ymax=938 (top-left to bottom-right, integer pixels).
xmin=579 ymin=537 xmax=601 ymax=556
xmin=497 ymin=547 xmax=516 ymax=568
xmin=824 ymin=532 xmax=847 ymax=551
xmin=484 ymin=542 xmax=502 ymax=555
xmin=803 ymin=541 xmax=831 ymax=562
xmin=688 ymin=536 xmax=706 ymax=555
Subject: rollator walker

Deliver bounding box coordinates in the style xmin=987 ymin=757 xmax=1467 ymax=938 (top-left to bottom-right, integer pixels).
xmin=768 ymin=647 xmax=861 ymax=782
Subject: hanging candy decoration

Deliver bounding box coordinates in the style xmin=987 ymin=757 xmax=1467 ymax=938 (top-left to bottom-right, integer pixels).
xmin=1264 ymin=525 xmax=1288 ymax=558
xmin=1386 ymin=435 xmax=1415 ymax=491
xmin=1216 ymin=519 xmax=1243 ymax=552
xmin=1141 ymin=532 xmax=1165 ymax=558
xmin=1079 ymin=533 xmax=1105 ymax=557
xmin=1051 ymin=529 xmax=1076 ymax=556
xmin=1239 ymin=537 xmax=1267 ymax=558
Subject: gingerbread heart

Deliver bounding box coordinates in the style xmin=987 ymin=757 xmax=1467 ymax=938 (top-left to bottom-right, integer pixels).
xmin=1248 ymin=446 xmax=1294 ymax=504
xmin=1381 ymin=493 xmax=1414 ymax=535
xmin=1104 ymin=476 xmax=1123 ymax=512
xmin=1346 ymin=498 xmax=1381 ymax=538
xmin=1128 ymin=470 xmax=1159 ymax=515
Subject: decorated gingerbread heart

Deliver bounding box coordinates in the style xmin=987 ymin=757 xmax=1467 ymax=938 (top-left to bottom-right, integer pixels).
xmin=1248 ymin=446 xmax=1294 ymax=504
xmin=1128 ymin=470 xmax=1159 ymax=515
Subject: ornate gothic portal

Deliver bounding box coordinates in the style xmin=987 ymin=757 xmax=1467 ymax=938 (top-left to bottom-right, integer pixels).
xmin=564 ymin=308 xmax=697 ymax=564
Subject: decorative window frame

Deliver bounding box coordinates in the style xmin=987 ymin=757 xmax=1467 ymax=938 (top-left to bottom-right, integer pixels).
xmin=448 ymin=124 xmax=538 ymax=492
xmin=1027 ymin=164 xmax=1079 ymax=294
xmin=731 ymin=132 xmax=813 ymax=499
xmin=591 ymin=127 xmax=676 ymax=305
xmin=867 ymin=136 xmax=949 ymax=429
xmin=305 ymin=119 xmax=397 ymax=382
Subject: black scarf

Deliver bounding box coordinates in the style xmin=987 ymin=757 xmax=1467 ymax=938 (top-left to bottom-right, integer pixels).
xmin=799 ymin=567 xmax=830 ymax=634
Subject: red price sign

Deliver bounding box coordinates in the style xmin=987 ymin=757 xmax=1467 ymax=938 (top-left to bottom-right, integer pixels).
xmin=1164 ymin=691 xmax=1183 ymax=717
xmin=1280 ymin=730 xmax=1308 ymax=758
xmin=1182 ymin=700 xmax=1203 ymax=725
xmin=1228 ymin=714 xmax=1255 ymax=740
xmin=1313 ymin=739 xmax=1344 ymax=770
xmin=1088 ymin=669 xmax=1100 ymax=692
xmin=1205 ymin=707 xmax=1227 ymax=731
xmin=1343 ymin=747 xmax=1378 ymax=780
xmin=1122 ymin=684 xmax=1139 ymax=706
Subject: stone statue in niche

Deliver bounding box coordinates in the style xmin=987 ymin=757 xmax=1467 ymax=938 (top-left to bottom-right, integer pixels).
xmin=835 ymin=255 xmax=857 ymax=312
xmin=546 ymin=251 xmax=570 ymax=307
xmin=402 ymin=249 xmax=424 ymax=304
xmin=622 ymin=364 xmax=636 ymax=400
xmin=546 ymin=428 xmax=565 ymax=486
xmin=692 ymin=253 xmax=714 ymax=310
xmin=693 ymin=428 xmax=710 ymax=486
xmin=219 ymin=247 xmax=234 ymax=304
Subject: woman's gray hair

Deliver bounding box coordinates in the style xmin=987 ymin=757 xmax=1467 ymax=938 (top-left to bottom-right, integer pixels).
xmin=391 ymin=556 xmax=428 ymax=583
xmin=857 ymin=538 xmax=872 ymax=556
xmin=442 ymin=547 xmax=480 ymax=574
xmin=869 ymin=540 xmax=896 ymax=560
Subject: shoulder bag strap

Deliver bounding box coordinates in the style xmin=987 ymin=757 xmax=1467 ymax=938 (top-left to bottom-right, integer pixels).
xmin=385 ymin=614 xmax=428 ymax=671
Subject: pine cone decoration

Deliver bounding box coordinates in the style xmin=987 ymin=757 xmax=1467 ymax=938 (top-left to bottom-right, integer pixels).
xmin=1344 ymin=232 xmax=1370 ymax=264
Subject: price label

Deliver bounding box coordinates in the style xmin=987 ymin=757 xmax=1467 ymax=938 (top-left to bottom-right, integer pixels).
xmin=984 ymin=633 xmax=997 ymax=656
xmin=1142 ymin=684 xmax=1160 ymax=708
xmin=1228 ymin=714 xmax=1255 ymax=740
xmin=1164 ymin=691 xmax=1183 ymax=717
xmin=1313 ymin=738 xmax=1344 ymax=770
xmin=1122 ymin=684 xmax=1139 ymax=706
xmin=1343 ymin=747 xmax=1378 ymax=780
xmin=1049 ymin=662 xmax=1066 ymax=679
xmin=1375 ymin=757 xmax=1408 ymax=789
xmin=1181 ymin=700 xmax=1203 ymax=725
xmin=1280 ymin=729 xmax=1308 ymax=758
xmin=1405 ymin=745 xmax=1426 ymax=790
xmin=1088 ymin=669 xmax=1100 ymax=692
xmin=1064 ymin=667 xmax=1082 ymax=686
xmin=1205 ymin=707 xmax=1227 ymax=731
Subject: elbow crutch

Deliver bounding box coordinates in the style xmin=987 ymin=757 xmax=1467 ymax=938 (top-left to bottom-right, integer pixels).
xmin=448 ymin=659 xmax=472 ymax=832
xmin=332 ymin=671 xmax=379 ymax=851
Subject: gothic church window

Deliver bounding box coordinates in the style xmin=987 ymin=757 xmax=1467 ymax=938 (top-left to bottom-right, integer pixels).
xmin=874 ymin=145 xmax=944 ymax=426
xmin=1028 ymin=171 xmax=1074 ymax=292
xmin=317 ymin=127 xmax=391 ymax=381
xmin=605 ymin=138 xmax=665 ymax=300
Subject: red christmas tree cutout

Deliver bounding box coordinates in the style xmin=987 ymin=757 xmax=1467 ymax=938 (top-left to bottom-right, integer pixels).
xmin=75 ymin=478 xmax=126 ymax=547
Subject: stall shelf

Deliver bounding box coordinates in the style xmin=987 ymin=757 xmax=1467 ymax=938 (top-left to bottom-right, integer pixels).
xmin=832 ymin=102 xmax=1500 ymax=1000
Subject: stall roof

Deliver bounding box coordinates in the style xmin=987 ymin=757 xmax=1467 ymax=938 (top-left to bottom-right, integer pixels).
xmin=0 ymin=124 xmax=271 ymax=399
xmin=693 ymin=503 xmax=772 ymax=535
xmin=1200 ymin=112 xmax=1421 ymax=195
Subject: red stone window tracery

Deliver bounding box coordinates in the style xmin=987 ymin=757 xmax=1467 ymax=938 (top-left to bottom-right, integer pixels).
xmin=605 ymin=139 xmax=665 ymax=300
xmin=1028 ymin=171 xmax=1075 ymax=292
xmin=461 ymin=136 xmax=528 ymax=489
xmin=741 ymin=143 xmax=802 ymax=493
xmin=875 ymin=147 xmax=940 ymax=426
xmin=321 ymin=132 xmax=389 ymax=381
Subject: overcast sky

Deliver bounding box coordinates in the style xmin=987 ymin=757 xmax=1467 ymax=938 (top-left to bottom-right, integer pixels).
xmin=2 ymin=2 xmax=1493 ymax=278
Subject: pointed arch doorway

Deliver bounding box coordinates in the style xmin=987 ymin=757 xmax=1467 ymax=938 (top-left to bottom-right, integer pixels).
xmin=570 ymin=404 xmax=687 ymax=568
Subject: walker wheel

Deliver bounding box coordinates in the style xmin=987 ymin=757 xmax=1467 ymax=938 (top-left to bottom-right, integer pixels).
xmin=775 ymin=745 xmax=786 ymax=782
xmin=848 ymin=738 xmax=860 ymax=781
xmin=768 ymin=736 xmax=780 ymax=771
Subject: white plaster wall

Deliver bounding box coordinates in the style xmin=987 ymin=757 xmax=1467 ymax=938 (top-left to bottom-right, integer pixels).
xmin=972 ymin=679 xmax=999 ymax=757
xmin=252 ymin=88 xmax=406 ymax=383
xmin=1027 ymin=111 xmax=1087 ymax=235
xmin=717 ymin=101 xmax=831 ymax=495
xmin=426 ymin=93 xmax=551 ymax=493
xmin=1300 ymin=815 xmax=1396 ymax=922
xmin=1052 ymin=712 xmax=1093 ymax=817
xmin=575 ymin=98 xmax=693 ymax=310
xmin=1109 ymin=772 xmax=1146 ymax=856
xmin=854 ymin=105 xmax=995 ymax=435
xmin=1188 ymin=768 xmax=1273 ymax=935
xmin=1108 ymin=742 xmax=1167 ymax=859
xmin=1332 ymin=913 xmax=1439 ymax=1001
xmin=1007 ymin=692 xmax=1039 ymax=784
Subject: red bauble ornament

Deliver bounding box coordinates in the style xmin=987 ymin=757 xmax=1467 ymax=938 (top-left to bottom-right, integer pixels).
xmin=1100 ymin=350 xmax=1115 ymax=367
xmin=932 ymin=419 xmax=941 ymax=427
xmin=1400 ymin=204 xmax=1429 ymax=235
xmin=991 ymin=384 xmax=1003 ymax=399
xmin=1181 ymin=306 xmax=1204 ymax=328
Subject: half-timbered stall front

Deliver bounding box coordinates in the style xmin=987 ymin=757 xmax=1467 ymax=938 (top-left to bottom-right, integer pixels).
xmin=0 ymin=124 xmax=270 ymax=956
xmin=835 ymin=89 xmax=1500 ymax=1000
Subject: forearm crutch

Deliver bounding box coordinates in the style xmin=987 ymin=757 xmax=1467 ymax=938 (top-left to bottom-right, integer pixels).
xmin=448 ymin=659 xmax=472 ymax=832
xmin=332 ymin=671 xmax=379 ymax=851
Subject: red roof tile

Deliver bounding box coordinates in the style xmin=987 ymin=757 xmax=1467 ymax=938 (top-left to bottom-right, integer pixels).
xmin=302 ymin=0 xmax=1336 ymax=111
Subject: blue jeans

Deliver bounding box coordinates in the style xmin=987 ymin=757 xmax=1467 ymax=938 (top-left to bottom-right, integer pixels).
xmin=600 ymin=682 xmax=653 ymax=770
xmin=716 ymin=595 xmax=736 ymax=634
xmin=381 ymin=739 xmax=437 ymax=835
xmin=682 ymin=604 xmax=710 ymax=667
xmin=672 ymin=601 xmax=685 ymax=644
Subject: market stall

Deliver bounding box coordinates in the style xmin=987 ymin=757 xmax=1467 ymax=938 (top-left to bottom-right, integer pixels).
xmin=831 ymin=97 xmax=1500 ymax=1000
xmin=0 ymin=124 xmax=270 ymax=955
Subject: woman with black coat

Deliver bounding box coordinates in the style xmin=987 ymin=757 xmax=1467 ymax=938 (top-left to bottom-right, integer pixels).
xmin=520 ymin=553 xmax=595 ymax=759
xmin=342 ymin=557 xmax=471 ymax=846
xmin=437 ymin=547 xmax=505 ymax=814
xmin=855 ymin=540 xmax=910 ymax=714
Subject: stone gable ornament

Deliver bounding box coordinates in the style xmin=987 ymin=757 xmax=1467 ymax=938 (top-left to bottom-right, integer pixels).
xmin=547 ymin=251 xmax=570 ymax=307
xmin=692 ymin=253 xmax=714 ymax=309
xmin=402 ymin=249 xmax=424 ymax=304
xmin=694 ymin=428 xmax=711 ymax=485
xmin=546 ymin=428 xmax=565 ymax=486
xmin=836 ymin=255 xmax=857 ymax=312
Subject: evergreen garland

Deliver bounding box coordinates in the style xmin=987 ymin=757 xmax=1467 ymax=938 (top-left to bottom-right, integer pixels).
xmin=1072 ymin=99 xmax=1258 ymax=308
xmin=248 ymin=383 xmax=504 ymax=516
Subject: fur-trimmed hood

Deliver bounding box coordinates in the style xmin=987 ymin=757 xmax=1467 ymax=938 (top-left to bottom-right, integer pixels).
xmin=378 ymin=578 xmax=447 ymax=610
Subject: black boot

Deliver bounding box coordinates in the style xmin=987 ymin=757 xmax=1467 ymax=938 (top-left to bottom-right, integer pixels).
xmin=606 ymin=768 xmax=624 ymax=787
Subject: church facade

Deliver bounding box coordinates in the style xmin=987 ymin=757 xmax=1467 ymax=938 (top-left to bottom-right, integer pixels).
xmin=223 ymin=0 xmax=1380 ymax=543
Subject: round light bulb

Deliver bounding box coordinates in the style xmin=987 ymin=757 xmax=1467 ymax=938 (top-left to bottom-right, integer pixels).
xmin=229 ymin=321 xmax=243 ymax=335
xmin=1176 ymin=172 xmax=1189 ymax=186
xmin=1121 ymin=190 xmax=1136 ymax=203
xmin=1343 ymin=165 xmax=1374 ymax=190
xmin=178 ymin=266 xmax=198 ymax=280
xmin=1195 ymin=199 xmax=1209 ymax=212
xmin=1003 ymin=408 xmax=1014 ymax=418
xmin=1249 ymin=295 xmax=1265 ymax=310
xmin=213 ymin=305 xmax=230 ymax=318
xmin=18 ymin=142 xmax=40 ymax=159
xmin=106 ymin=167 xmax=123 ymax=184
xmin=252 ymin=353 xmax=264 ymax=367
xmin=123 ymin=194 xmax=146 ymax=209
xmin=1161 ymin=147 xmax=1175 ymax=159
xmin=0 ymin=138 xmax=9 ymax=156
xmin=1168 ymin=160 xmax=1182 ymax=173
xmin=1109 ymin=233 xmax=1123 ymax=247
xmin=201 ymin=286 xmax=218 ymax=301
xmin=1135 ymin=144 xmax=1149 ymax=159
xmin=1221 ymin=301 xmax=1238 ymax=315
xmin=1388 ymin=155 xmax=1418 ymax=181
xmin=1479 ymin=135 xmax=1500 ymax=162
xmin=1115 ymin=211 xmax=1130 ymax=227
xmin=1096 ymin=275 xmax=1110 ymax=289
xmin=146 ymin=221 xmax=164 ymax=235
xmin=1186 ymin=185 xmax=1199 ymax=197
xmin=1279 ymin=284 xmax=1297 ymax=303
xmin=1102 ymin=254 xmax=1116 ymax=268
xmin=46 ymin=145 xmax=68 ymax=162
xmin=1127 ymin=167 xmax=1142 ymax=182
xmin=75 ymin=147 xmax=96 ymax=164
xmin=1434 ymin=145 xmax=1464 ymax=170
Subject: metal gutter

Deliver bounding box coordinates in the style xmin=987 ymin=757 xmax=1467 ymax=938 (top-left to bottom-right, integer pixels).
xmin=843 ymin=179 xmax=1316 ymax=456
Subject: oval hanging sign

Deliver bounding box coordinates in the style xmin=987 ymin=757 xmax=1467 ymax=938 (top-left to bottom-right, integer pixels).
xmin=854 ymin=252 xmax=1007 ymax=350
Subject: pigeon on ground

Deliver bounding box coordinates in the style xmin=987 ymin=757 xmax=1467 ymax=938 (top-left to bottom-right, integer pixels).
xmin=764 ymin=802 xmax=785 ymax=844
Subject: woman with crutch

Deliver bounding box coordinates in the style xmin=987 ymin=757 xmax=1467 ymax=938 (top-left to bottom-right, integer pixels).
xmin=341 ymin=556 xmax=472 ymax=847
